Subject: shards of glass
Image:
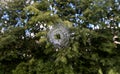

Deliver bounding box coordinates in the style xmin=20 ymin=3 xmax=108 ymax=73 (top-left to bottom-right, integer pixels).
xmin=47 ymin=24 xmax=70 ymax=49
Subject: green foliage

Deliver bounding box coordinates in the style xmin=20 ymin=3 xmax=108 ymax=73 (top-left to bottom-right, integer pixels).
xmin=0 ymin=0 xmax=120 ymax=74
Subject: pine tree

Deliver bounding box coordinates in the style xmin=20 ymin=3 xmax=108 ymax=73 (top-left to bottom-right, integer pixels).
xmin=0 ymin=0 xmax=120 ymax=74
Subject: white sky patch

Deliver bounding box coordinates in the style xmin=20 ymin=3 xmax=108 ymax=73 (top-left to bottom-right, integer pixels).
xmin=105 ymin=20 xmax=110 ymax=24
xmin=25 ymin=30 xmax=30 ymax=36
xmin=1 ymin=27 xmax=5 ymax=33
xmin=88 ymin=24 xmax=94 ymax=29
xmin=30 ymin=1 xmax=34 ymax=5
xmin=118 ymin=23 xmax=120 ymax=27
xmin=118 ymin=5 xmax=120 ymax=10
xmin=40 ymin=24 xmax=44 ymax=29
xmin=31 ymin=32 xmax=35 ymax=37
xmin=48 ymin=25 xmax=53 ymax=30
xmin=49 ymin=5 xmax=53 ymax=10
xmin=94 ymin=25 xmax=99 ymax=29
xmin=0 ymin=23 xmax=2 ymax=26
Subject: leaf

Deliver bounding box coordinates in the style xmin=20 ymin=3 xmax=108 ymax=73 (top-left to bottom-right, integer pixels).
xmin=98 ymin=68 xmax=103 ymax=74
xmin=60 ymin=56 xmax=67 ymax=64
xmin=39 ymin=38 xmax=47 ymax=44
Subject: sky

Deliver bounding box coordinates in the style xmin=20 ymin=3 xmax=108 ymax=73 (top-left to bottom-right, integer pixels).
xmin=0 ymin=0 xmax=120 ymax=34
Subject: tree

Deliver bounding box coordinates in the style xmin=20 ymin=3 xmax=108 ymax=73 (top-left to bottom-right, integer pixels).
xmin=0 ymin=0 xmax=120 ymax=74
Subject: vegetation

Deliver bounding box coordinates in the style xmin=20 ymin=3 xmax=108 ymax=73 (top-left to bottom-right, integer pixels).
xmin=0 ymin=0 xmax=120 ymax=74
